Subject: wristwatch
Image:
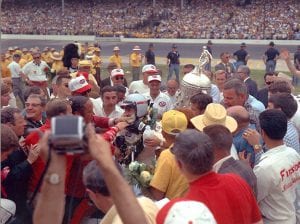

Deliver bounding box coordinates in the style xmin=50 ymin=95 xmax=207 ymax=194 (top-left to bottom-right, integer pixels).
xmin=45 ymin=173 xmax=60 ymax=185
xmin=253 ymin=144 xmax=262 ymax=152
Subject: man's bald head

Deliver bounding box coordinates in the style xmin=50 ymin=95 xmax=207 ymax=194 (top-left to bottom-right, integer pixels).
xmin=227 ymin=105 xmax=250 ymax=130
xmin=166 ymin=79 xmax=179 ymax=96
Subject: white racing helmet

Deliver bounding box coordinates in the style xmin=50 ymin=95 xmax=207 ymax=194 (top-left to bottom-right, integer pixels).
xmin=121 ymin=94 xmax=149 ymax=118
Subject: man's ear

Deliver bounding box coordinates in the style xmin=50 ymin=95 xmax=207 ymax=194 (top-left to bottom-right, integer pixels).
xmin=86 ymin=188 xmax=96 ymax=200
xmin=176 ymin=159 xmax=183 ymax=170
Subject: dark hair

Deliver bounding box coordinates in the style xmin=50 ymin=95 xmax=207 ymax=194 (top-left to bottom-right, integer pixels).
xmin=190 ymin=92 xmax=212 ymax=111
xmin=100 ymin=86 xmax=117 ymax=97
xmin=83 ymin=160 xmax=122 ymax=196
xmin=259 ymin=109 xmax=287 ymax=140
xmin=268 ymin=93 xmax=298 ymax=119
xmin=263 ymin=72 xmax=276 ymax=81
xmin=1 ymin=107 xmax=21 ymax=125
xmin=69 ymin=96 xmax=89 ymax=115
xmin=1 ymin=124 xmax=19 ymax=151
xmin=115 ymin=85 xmax=126 ymax=94
xmin=268 ymin=80 xmax=292 ymax=94
xmin=224 ymin=78 xmax=248 ymax=96
xmin=172 ymin=129 xmax=214 ymax=175
xmin=24 ymin=86 xmax=43 ymax=101
xmin=203 ymin=125 xmax=233 ymax=153
xmin=45 ymin=99 xmax=70 ymax=118
xmin=56 ymin=74 xmax=71 ymax=85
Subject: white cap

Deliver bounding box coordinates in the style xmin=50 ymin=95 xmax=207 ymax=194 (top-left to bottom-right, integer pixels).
xmin=68 ymin=76 xmax=91 ymax=93
xmin=111 ymin=68 xmax=125 ymax=78
xmin=142 ymin=64 xmax=158 ymax=74
xmin=0 ymin=199 xmax=16 ymax=223
xmin=164 ymin=201 xmax=217 ymax=224
xmin=132 ymin=45 xmax=141 ymax=51
xmin=148 ymin=74 xmax=161 ymax=82
xmin=113 ymin=46 xmax=120 ymax=51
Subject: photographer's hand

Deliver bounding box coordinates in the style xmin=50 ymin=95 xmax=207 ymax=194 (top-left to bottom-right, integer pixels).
xmin=33 ymin=131 xmax=66 ymax=224
xmin=86 ymin=124 xmax=148 ymax=224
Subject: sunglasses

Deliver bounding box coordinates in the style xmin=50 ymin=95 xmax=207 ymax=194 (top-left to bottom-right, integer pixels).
xmin=115 ymin=76 xmax=124 ymax=80
xmin=33 ymin=56 xmax=40 ymax=59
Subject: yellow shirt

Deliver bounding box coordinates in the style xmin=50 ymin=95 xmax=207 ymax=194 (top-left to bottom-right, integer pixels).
xmin=150 ymin=148 xmax=188 ymax=199
xmin=22 ymin=53 xmax=33 ymax=62
xmin=51 ymin=61 xmax=64 ymax=73
xmin=91 ymin=55 xmax=101 ymax=68
xmin=1 ymin=61 xmax=11 ymax=78
xmin=130 ymin=52 xmax=142 ymax=67
xmin=19 ymin=58 xmax=27 ymax=68
xmin=109 ymin=55 xmax=122 ymax=68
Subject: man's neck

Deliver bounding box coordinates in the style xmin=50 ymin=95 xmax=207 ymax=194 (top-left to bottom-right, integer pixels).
xmin=265 ymin=139 xmax=284 ymax=150
xmin=103 ymin=106 xmax=115 ymax=116
xmin=150 ymin=92 xmax=160 ymax=99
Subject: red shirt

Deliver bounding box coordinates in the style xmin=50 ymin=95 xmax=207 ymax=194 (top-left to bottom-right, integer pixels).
xmin=156 ymin=172 xmax=262 ymax=224
xmin=25 ymin=119 xmax=51 ymax=193
xmin=25 ymin=116 xmax=114 ymax=194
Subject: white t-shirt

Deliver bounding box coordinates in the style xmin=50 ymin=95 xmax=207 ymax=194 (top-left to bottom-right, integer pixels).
xmin=129 ymin=80 xmax=149 ymax=94
xmin=254 ymin=145 xmax=300 ymax=224
xmin=22 ymin=61 xmax=49 ymax=81
xmin=143 ymin=92 xmax=173 ymax=119
xmin=90 ymin=97 xmax=124 ymax=119
xmin=8 ymin=61 xmax=22 ymax=78
xmin=291 ymin=95 xmax=300 ymax=136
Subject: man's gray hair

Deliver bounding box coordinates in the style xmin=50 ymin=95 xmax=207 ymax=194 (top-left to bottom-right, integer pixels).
xmin=83 ymin=160 xmax=123 ymax=196
xmin=238 ymin=65 xmax=250 ymax=76
xmin=172 ymin=129 xmax=214 ymax=175
xmin=224 ymin=78 xmax=248 ymax=96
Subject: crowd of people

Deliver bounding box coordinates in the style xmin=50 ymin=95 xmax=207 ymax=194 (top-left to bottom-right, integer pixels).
xmin=1 ymin=0 xmax=299 ymax=39
xmin=1 ymin=41 xmax=300 ymax=224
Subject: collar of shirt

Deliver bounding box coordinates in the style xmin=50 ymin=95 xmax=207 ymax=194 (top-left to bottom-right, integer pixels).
xmin=244 ymin=77 xmax=250 ymax=82
xmin=213 ymin=155 xmax=233 ymax=172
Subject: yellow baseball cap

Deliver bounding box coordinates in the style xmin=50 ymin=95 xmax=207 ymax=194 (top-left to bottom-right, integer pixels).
xmin=162 ymin=110 xmax=188 ymax=135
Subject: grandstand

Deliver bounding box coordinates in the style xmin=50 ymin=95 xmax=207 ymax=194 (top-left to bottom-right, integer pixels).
xmin=1 ymin=0 xmax=299 ymax=39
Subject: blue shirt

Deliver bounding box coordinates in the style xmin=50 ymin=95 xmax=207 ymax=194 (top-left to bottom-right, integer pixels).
xmin=233 ymin=123 xmax=256 ymax=166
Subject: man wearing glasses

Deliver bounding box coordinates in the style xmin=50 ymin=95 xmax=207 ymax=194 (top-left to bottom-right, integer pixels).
xmin=23 ymin=94 xmax=46 ymax=137
xmin=215 ymin=52 xmax=236 ymax=78
xmin=22 ymin=51 xmax=50 ymax=97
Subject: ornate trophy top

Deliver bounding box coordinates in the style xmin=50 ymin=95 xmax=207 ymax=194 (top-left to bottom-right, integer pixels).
xmin=175 ymin=46 xmax=212 ymax=108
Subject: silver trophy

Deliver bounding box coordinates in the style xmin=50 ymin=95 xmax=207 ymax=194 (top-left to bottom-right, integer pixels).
xmin=175 ymin=46 xmax=212 ymax=108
